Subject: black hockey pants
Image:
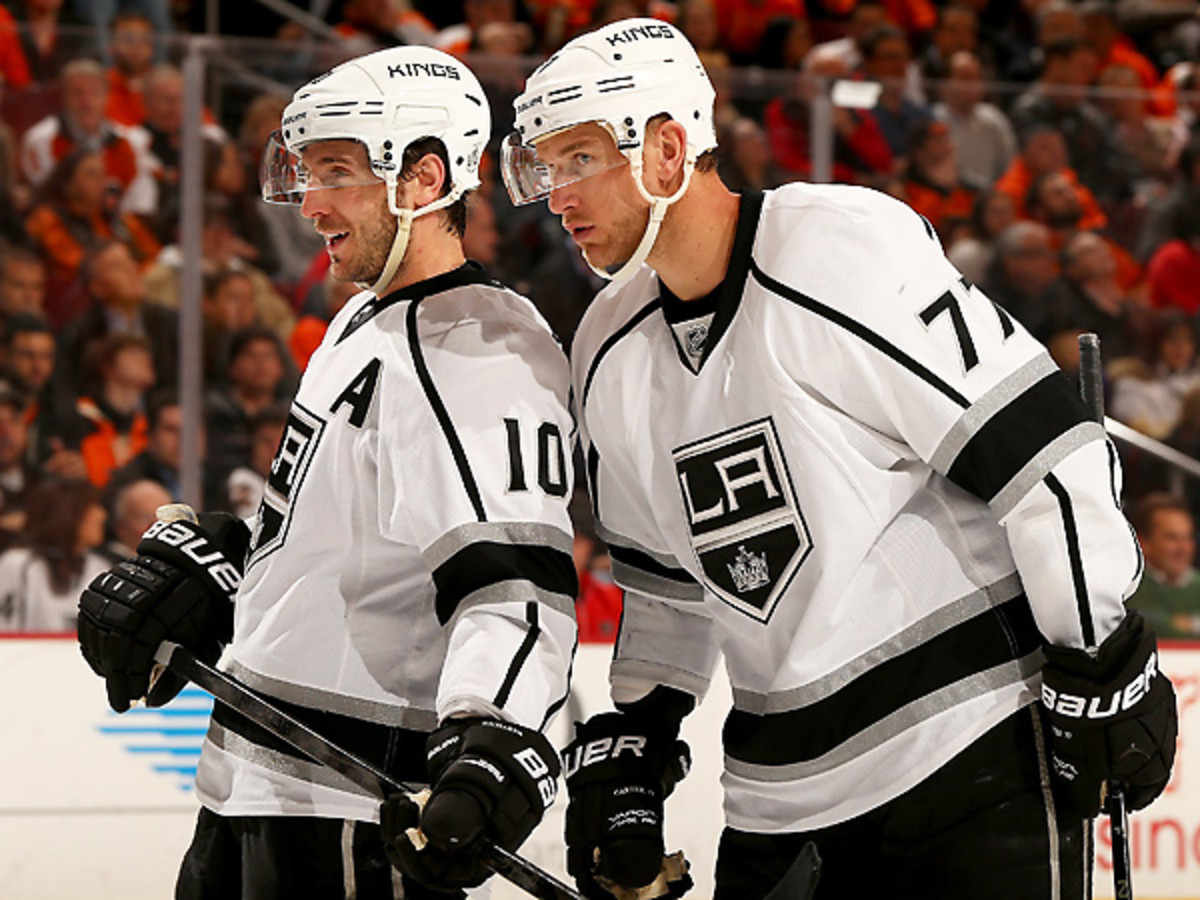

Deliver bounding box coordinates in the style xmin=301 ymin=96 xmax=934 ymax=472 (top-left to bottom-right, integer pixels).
xmin=713 ymin=706 xmax=1091 ymax=900
xmin=175 ymin=807 xmax=464 ymax=900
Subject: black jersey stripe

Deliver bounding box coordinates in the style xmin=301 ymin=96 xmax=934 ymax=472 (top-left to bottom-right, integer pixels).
xmin=607 ymin=542 xmax=698 ymax=586
xmin=581 ymin=298 xmax=661 ymax=410
xmin=946 ymin=371 xmax=1090 ymax=503
xmin=212 ymin=690 xmax=430 ymax=784
xmin=432 ymin=541 xmax=578 ymax=625
xmin=494 ymin=602 xmax=541 ymax=709
xmin=407 ymin=298 xmax=487 ymax=522
xmin=1043 ymin=472 xmax=1096 ymax=647
xmin=722 ymin=594 xmax=1040 ymax=767
xmin=749 ymin=260 xmax=970 ymax=409
xmin=1105 ymin=438 xmax=1120 ymax=507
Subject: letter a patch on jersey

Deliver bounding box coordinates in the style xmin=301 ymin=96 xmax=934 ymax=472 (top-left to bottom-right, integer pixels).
xmin=673 ymin=418 xmax=812 ymax=621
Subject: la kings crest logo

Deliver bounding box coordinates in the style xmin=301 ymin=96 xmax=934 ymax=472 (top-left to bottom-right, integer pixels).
xmin=673 ymin=418 xmax=812 ymax=621
xmin=248 ymin=401 xmax=326 ymax=569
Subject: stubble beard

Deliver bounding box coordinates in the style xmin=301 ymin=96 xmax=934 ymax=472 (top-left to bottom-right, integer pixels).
xmin=585 ymin=203 xmax=649 ymax=271
xmin=333 ymin=211 xmax=399 ymax=285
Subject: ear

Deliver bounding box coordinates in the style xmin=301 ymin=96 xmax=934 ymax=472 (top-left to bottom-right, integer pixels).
xmin=405 ymin=152 xmax=450 ymax=209
xmin=643 ymin=118 xmax=689 ymax=195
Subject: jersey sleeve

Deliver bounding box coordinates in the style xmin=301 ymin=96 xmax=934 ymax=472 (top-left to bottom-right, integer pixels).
xmin=383 ymin=298 xmax=578 ymax=730
xmin=760 ymin=187 xmax=1140 ymax=649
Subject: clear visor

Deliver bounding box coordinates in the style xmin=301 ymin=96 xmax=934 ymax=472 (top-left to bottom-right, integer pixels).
xmin=259 ymin=130 xmax=385 ymax=205
xmin=500 ymin=131 xmax=628 ymax=206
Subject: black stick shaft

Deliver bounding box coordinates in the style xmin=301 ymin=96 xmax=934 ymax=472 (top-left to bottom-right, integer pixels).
xmin=1109 ymin=788 xmax=1133 ymax=900
xmin=1076 ymin=333 xmax=1134 ymax=899
xmin=156 ymin=641 xmax=582 ymax=900
xmin=1078 ymin=333 xmax=1104 ymax=425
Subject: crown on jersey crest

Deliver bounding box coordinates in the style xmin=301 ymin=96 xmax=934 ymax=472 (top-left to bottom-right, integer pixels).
xmin=728 ymin=545 xmax=769 ymax=593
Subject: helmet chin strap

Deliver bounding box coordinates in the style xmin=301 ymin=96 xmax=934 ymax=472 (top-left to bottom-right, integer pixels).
xmin=583 ymin=150 xmax=696 ymax=283
xmin=357 ymin=189 xmax=461 ymax=295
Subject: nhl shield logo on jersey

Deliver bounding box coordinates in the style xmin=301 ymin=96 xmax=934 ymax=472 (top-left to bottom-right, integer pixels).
xmin=673 ymin=418 xmax=812 ymax=621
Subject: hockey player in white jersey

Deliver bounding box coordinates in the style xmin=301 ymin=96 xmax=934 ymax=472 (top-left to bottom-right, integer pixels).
xmin=77 ymin=46 xmax=577 ymax=899
xmin=502 ymin=18 xmax=1178 ymax=900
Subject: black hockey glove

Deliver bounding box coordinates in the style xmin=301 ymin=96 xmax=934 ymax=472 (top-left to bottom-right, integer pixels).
xmin=380 ymin=718 xmax=560 ymax=890
xmin=78 ymin=512 xmax=250 ymax=712
xmin=563 ymin=705 xmax=693 ymax=899
xmin=1041 ymin=610 xmax=1178 ymax=819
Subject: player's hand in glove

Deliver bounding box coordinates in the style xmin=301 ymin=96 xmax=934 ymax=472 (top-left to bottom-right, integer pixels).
xmin=78 ymin=512 xmax=250 ymax=712
xmin=1041 ymin=610 xmax=1178 ymax=819
xmin=380 ymin=718 xmax=560 ymax=890
xmin=562 ymin=690 xmax=694 ymax=899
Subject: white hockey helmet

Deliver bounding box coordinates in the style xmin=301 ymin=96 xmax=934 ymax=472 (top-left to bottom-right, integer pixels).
xmin=261 ymin=45 xmax=489 ymax=294
xmin=502 ymin=18 xmax=716 ymax=282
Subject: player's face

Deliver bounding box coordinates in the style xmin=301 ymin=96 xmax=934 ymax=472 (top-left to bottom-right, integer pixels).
xmin=299 ymin=140 xmax=396 ymax=285
xmin=537 ymin=123 xmax=648 ymax=270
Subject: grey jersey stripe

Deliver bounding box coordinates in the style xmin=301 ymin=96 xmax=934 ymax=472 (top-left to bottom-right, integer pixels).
xmin=225 ymin=658 xmax=439 ymax=730
xmin=612 ymin=557 xmax=706 ymax=602
xmin=445 ymin=579 xmax=577 ymax=630
xmin=206 ymin=720 xmax=388 ymax=799
xmin=990 ymin=422 xmax=1106 ymax=519
xmin=423 ymin=520 xmax=574 ymax=571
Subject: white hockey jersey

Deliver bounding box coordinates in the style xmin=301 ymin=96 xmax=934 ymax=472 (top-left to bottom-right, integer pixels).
xmin=196 ymin=264 xmax=578 ymax=821
xmin=571 ymin=186 xmax=1142 ymax=834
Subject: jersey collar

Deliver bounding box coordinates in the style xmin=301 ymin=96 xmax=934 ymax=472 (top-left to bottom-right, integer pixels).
xmin=337 ymin=262 xmax=499 ymax=344
xmin=658 ymin=190 xmax=765 ymax=374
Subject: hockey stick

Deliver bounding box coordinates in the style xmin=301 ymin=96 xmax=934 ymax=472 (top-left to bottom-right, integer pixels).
xmin=154 ymin=641 xmax=582 ymax=900
xmin=761 ymin=841 xmax=821 ymax=900
xmin=1077 ymin=333 xmax=1133 ymax=900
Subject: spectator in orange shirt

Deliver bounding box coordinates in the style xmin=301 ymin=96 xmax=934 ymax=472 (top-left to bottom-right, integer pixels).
xmin=24 ymin=148 xmax=161 ymax=308
xmin=19 ymin=59 xmax=141 ymax=198
xmin=901 ymin=119 xmax=975 ymax=243
xmin=994 ymin=126 xmax=1106 ymax=229
xmin=1025 ymin=169 xmax=1144 ymax=295
xmin=72 ymin=333 xmax=154 ymax=489
xmin=1080 ymin=2 xmax=1164 ymax=110
xmin=104 ymin=10 xmax=156 ymax=128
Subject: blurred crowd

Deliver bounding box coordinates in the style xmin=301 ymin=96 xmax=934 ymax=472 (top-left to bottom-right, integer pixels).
xmin=0 ymin=0 xmax=1199 ymax=637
